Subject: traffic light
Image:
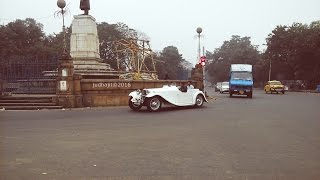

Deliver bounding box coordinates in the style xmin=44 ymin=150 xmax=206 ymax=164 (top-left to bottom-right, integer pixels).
xmin=200 ymin=56 xmax=206 ymax=66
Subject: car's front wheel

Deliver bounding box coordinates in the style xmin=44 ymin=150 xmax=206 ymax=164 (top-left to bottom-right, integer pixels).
xmin=146 ymin=96 xmax=162 ymax=112
xmin=194 ymin=95 xmax=204 ymax=107
xmin=128 ymin=97 xmax=142 ymax=111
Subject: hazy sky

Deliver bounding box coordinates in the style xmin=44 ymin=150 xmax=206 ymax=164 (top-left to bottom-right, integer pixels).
xmin=1 ymin=0 xmax=320 ymax=65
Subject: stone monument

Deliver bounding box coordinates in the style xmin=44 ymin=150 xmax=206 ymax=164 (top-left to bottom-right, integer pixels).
xmin=69 ymin=0 xmax=117 ymax=77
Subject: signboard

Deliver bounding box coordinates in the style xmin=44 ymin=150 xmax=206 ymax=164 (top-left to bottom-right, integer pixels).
xmin=60 ymin=81 xmax=67 ymax=91
xmin=62 ymin=68 xmax=68 ymax=77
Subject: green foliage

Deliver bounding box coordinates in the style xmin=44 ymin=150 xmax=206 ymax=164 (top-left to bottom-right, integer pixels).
xmin=0 ymin=18 xmax=43 ymax=61
xmin=155 ymin=46 xmax=189 ymax=80
xmin=97 ymin=22 xmax=137 ymax=69
xmin=0 ymin=18 xmax=70 ymax=64
xmin=206 ymin=35 xmax=262 ymax=82
xmin=265 ymin=21 xmax=320 ymax=85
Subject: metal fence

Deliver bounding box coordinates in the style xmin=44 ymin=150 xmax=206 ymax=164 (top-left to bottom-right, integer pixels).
xmin=0 ymin=61 xmax=58 ymax=94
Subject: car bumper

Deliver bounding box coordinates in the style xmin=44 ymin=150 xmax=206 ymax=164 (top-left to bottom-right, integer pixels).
xmin=270 ymin=89 xmax=284 ymax=92
xmin=220 ymin=88 xmax=229 ymax=92
xmin=230 ymin=89 xmax=252 ymax=95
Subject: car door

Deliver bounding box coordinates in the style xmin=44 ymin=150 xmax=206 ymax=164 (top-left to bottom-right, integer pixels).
xmin=176 ymin=89 xmax=194 ymax=105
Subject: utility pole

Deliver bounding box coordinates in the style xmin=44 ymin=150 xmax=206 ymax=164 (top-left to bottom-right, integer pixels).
xmin=268 ymin=59 xmax=272 ymax=81
xmin=202 ymin=46 xmax=206 ymax=95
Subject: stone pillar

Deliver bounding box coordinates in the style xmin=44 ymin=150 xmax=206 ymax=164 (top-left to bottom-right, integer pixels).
xmin=56 ymin=55 xmax=77 ymax=108
xmin=191 ymin=64 xmax=204 ymax=91
xmin=73 ymin=74 xmax=83 ymax=108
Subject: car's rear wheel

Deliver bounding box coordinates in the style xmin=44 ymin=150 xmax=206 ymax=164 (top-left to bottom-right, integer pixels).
xmin=128 ymin=97 xmax=142 ymax=111
xmin=195 ymin=95 xmax=204 ymax=107
xmin=282 ymin=90 xmax=285 ymax=94
xmin=146 ymin=96 xmax=162 ymax=112
xmin=247 ymin=92 xmax=253 ymax=98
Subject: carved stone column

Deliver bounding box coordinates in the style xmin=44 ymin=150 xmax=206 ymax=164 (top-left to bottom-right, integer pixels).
xmin=56 ymin=55 xmax=76 ymax=108
xmin=191 ymin=64 xmax=204 ymax=91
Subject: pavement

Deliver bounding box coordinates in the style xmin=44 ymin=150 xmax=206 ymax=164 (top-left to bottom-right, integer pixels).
xmin=0 ymin=89 xmax=320 ymax=180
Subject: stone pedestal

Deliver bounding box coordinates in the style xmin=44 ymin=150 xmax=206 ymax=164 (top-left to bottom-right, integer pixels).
xmin=191 ymin=64 xmax=204 ymax=90
xmin=56 ymin=55 xmax=83 ymax=108
xmin=70 ymin=15 xmax=114 ymax=75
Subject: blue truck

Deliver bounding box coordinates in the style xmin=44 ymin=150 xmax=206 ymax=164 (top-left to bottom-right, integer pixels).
xmin=229 ymin=64 xmax=253 ymax=98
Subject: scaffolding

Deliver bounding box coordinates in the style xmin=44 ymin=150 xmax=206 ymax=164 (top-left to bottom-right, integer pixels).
xmin=113 ymin=39 xmax=158 ymax=80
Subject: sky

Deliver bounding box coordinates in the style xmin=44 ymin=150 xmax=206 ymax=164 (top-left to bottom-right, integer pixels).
xmin=1 ymin=0 xmax=320 ymax=65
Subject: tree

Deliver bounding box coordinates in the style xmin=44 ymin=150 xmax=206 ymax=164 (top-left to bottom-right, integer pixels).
xmin=0 ymin=18 xmax=46 ymax=62
xmin=155 ymin=46 xmax=189 ymax=80
xmin=98 ymin=22 xmax=139 ymax=70
xmin=265 ymin=21 xmax=320 ymax=86
xmin=206 ymin=35 xmax=262 ymax=83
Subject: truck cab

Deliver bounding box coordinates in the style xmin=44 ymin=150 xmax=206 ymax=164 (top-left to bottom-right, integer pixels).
xmin=229 ymin=64 xmax=253 ymax=98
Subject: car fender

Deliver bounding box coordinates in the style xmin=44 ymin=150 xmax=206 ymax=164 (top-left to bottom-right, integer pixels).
xmin=129 ymin=91 xmax=142 ymax=103
xmin=192 ymin=91 xmax=208 ymax=104
xmin=145 ymin=92 xmax=176 ymax=105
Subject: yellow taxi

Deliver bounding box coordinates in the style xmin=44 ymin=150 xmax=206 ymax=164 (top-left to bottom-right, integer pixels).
xmin=264 ymin=80 xmax=285 ymax=94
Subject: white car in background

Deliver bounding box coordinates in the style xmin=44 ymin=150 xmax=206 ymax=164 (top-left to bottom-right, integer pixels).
xmin=128 ymin=85 xmax=208 ymax=112
xmin=220 ymin=82 xmax=229 ymax=93
xmin=215 ymin=82 xmax=222 ymax=92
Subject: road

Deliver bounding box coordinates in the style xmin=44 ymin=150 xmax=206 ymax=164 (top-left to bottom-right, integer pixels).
xmin=1 ymin=89 xmax=320 ymax=180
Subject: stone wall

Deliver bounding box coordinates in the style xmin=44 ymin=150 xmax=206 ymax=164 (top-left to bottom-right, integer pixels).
xmin=80 ymin=79 xmax=197 ymax=107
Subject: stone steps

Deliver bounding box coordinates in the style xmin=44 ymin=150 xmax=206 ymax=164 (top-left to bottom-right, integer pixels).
xmin=0 ymin=95 xmax=63 ymax=110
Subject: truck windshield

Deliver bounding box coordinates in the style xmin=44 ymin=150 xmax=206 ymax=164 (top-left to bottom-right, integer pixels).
xmin=231 ymin=72 xmax=252 ymax=80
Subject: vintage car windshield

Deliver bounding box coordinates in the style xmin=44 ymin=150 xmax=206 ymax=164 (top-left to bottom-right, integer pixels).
xmin=231 ymin=72 xmax=253 ymax=80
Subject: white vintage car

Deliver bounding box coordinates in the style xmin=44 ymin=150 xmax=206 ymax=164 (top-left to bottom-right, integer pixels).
xmin=128 ymin=85 xmax=208 ymax=112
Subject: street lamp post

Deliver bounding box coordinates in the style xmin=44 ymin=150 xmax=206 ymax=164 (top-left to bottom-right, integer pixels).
xmin=57 ymin=0 xmax=68 ymax=58
xmin=196 ymin=27 xmax=202 ymax=64
xmin=196 ymin=27 xmax=205 ymax=95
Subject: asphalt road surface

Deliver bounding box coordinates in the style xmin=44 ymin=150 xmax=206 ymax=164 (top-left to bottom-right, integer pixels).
xmin=1 ymin=89 xmax=320 ymax=180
